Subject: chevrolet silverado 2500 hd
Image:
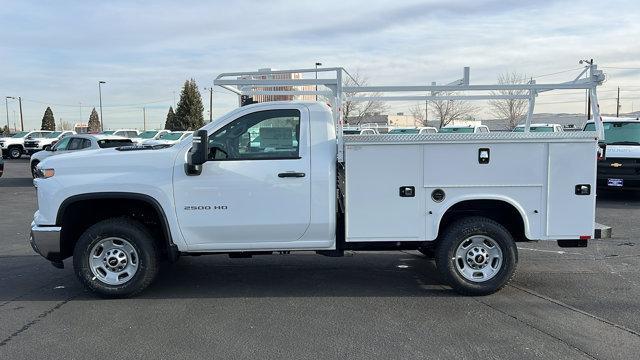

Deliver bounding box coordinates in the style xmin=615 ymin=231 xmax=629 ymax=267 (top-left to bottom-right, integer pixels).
xmin=30 ymin=64 xmax=605 ymax=298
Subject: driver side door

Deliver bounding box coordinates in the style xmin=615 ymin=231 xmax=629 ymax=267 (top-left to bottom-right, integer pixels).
xmin=173 ymin=106 xmax=312 ymax=250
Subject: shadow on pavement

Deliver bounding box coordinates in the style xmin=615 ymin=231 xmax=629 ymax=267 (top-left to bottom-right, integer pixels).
xmin=0 ymin=253 xmax=457 ymax=302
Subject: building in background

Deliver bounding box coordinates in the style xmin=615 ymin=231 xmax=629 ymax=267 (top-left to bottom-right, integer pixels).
xmin=239 ymin=68 xmax=315 ymax=104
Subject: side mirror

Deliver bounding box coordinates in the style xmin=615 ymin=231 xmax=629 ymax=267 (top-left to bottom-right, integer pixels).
xmin=186 ymin=130 xmax=208 ymax=176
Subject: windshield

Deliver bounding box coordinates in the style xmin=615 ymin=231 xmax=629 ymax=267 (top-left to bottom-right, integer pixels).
xmin=160 ymin=132 xmax=185 ymax=140
xmin=439 ymin=127 xmax=474 ymax=133
xmin=139 ymin=131 xmax=158 ymax=139
xmin=98 ymin=139 xmax=134 ymax=148
xmin=11 ymin=131 xmax=29 ymax=138
xmin=47 ymin=131 xmax=62 ymax=138
xmin=584 ymin=122 xmax=640 ymax=145
xmin=513 ymin=126 xmax=554 ymax=132
xmin=388 ymin=128 xmax=419 ymax=134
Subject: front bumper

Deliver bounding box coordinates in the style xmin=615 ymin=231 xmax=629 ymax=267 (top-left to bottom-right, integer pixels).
xmin=29 ymin=221 xmax=62 ymax=261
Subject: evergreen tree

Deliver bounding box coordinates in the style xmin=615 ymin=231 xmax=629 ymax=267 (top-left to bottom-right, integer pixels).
xmin=174 ymin=79 xmax=204 ymax=130
xmin=40 ymin=107 xmax=56 ymax=131
xmin=87 ymin=107 xmax=101 ymax=132
xmin=164 ymin=106 xmax=177 ymax=130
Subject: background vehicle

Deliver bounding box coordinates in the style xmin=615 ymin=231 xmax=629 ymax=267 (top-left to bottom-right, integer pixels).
xmin=1 ymin=131 xmax=52 ymax=159
xmin=30 ymin=134 xmax=133 ymax=177
xmin=584 ymin=117 xmax=640 ymax=190
xmin=24 ymin=130 xmax=76 ymax=155
xmin=419 ymin=127 xmax=438 ymax=134
xmin=133 ymin=130 xmax=170 ymax=144
xmin=513 ymin=124 xmax=563 ymax=132
xmin=388 ymin=127 xmax=437 ymax=134
xmin=142 ymin=131 xmax=190 ymax=145
xmin=439 ymin=125 xmax=490 ymax=133
xmin=29 ymin=65 xmax=604 ymax=298
xmin=342 ymin=127 xmax=378 ymax=135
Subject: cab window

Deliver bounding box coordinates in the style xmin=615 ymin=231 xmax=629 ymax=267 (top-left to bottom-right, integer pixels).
xmin=208 ymin=109 xmax=300 ymax=160
xmin=53 ymin=137 xmax=71 ymax=150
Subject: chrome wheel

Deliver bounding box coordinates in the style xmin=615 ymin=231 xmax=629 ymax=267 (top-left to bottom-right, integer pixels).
xmin=454 ymin=235 xmax=503 ymax=282
xmin=89 ymin=237 xmax=139 ymax=285
xmin=10 ymin=148 xmax=21 ymax=159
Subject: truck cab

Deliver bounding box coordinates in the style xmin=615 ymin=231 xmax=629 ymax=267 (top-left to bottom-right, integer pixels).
xmin=584 ymin=117 xmax=640 ymax=189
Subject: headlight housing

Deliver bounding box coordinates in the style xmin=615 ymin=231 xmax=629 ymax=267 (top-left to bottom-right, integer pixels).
xmin=35 ymin=168 xmax=55 ymax=179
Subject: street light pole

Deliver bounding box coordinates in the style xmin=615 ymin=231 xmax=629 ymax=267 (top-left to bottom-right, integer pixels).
xmin=315 ymin=62 xmax=322 ymax=101
xmin=98 ymin=81 xmax=106 ymax=131
xmin=18 ymin=96 xmax=23 ymax=131
xmin=4 ymin=96 xmax=10 ymax=131
xmin=204 ymin=87 xmax=213 ymax=123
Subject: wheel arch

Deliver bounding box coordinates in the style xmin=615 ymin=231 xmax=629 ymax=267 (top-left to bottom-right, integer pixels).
xmin=435 ymin=196 xmax=530 ymax=241
xmin=56 ymin=192 xmax=178 ymax=261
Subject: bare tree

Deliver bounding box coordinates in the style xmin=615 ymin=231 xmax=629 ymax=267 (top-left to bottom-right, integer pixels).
xmin=57 ymin=119 xmax=73 ymax=130
xmin=409 ymin=103 xmax=426 ymax=126
xmin=430 ymin=91 xmax=478 ymax=128
xmin=488 ymin=72 xmax=529 ymax=130
xmin=343 ymin=72 xmax=388 ymax=124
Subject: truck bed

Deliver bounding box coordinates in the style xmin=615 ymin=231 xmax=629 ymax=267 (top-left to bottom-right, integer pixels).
xmin=341 ymin=131 xmax=598 ymax=243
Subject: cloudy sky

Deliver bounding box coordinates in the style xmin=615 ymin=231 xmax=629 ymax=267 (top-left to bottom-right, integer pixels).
xmin=1 ymin=0 xmax=639 ymax=130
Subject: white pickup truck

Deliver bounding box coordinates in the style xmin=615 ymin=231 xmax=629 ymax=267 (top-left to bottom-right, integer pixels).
xmin=30 ymin=64 xmax=606 ymax=298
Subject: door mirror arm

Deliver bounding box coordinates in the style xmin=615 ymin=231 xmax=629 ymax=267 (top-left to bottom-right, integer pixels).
xmin=186 ymin=130 xmax=208 ymax=176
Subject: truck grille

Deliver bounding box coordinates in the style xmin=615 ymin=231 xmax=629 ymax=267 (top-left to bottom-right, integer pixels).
xmin=598 ymin=157 xmax=640 ymax=176
xmin=24 ymin=141 xmax=39 ymax=148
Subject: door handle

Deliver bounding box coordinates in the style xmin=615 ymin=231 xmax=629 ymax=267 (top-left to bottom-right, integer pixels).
xmin=278 ymin=172 xmax=306 ymax=178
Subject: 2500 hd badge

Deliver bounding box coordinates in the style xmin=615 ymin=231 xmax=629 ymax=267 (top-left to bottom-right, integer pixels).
xmin=184 ymin=205 xmax=228 ymax=210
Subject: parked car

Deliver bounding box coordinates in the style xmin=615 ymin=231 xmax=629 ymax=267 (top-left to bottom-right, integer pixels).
xmin=513 ymin=123 xmax=563 ymax=132
xmin=439 ymin=125 xmax=490 ymax=133
xmin=342 ymin=127 xmax=379 ymax=135
xmin=24 ymin=130 xmax=76 ymax=155
xmin=133 ymin=130 xmax=170 ymax=144
xmin=30 ymin=134 xmax=134 ymax=177
xmin=0 ymin=131 xmax=52 ymax=159
xmin=584 ymin=117 xmax=640 ymax=190
xmin=142 ymin=131 xmax=191 ymax=145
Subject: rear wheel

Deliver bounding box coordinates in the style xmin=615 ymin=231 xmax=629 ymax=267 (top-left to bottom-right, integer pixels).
xmin=73 ymin=218 xmax=159 ymax=298
xmin=8 ymin=146 xmax=22 ymax=159
xmin=435 ymin=216 xmax=517 ymax=295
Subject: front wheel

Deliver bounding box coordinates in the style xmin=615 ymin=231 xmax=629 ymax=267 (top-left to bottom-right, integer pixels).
xmin=73 ymin=218 xmax=159 ymax=298
xmin=8 ymin=147 xmax=22 ymax=159
xmin=435 ymin=216 xmax=517 ymax=296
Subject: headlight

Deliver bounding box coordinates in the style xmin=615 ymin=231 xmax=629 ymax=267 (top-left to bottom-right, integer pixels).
xmin=35 ymin=168 xmax=55 ymax=179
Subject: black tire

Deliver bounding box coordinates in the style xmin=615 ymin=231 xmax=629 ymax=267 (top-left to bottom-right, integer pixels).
xmin=435 ymin=216 xmax=517 ymax=296
xmin=73 ymin=218 xmax=159 ymax=298
xmin=43 ymin=145 xmax=51 ymax=151
xmin=30 ymin=160 xmax=39 ymax=178
xmin=8 ymin=146 xmax=22 ymax=159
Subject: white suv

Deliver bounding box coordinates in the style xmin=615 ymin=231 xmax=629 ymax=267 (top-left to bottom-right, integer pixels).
xmin=0 ymin=131 xmax=52 ymax=159
xmin=24 ymin=131 xmax=76 ymax=155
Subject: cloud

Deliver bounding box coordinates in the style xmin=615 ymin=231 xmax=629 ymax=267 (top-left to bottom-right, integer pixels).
xmin=1 ymin=0 xmax=639 ymax=129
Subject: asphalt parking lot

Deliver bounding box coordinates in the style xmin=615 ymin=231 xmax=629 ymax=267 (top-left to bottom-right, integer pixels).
xmin=1 ymin=158 xmax=640 ymax=359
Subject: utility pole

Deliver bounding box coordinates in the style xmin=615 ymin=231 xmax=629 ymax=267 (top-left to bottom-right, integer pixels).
xmin=204 ymin=87 xmax=213 ymax=122
xmin=585 ymin=59 xmax=593 ymax=120
xmin=315 ymin=62 xmax=322 ymax=101
xmin=616 ymin=87 xmax=620 ymax=117
xmin=17 ymin=97 xmax=24 ymax=131
xmin=4 ymin=97 xmax=10 ymax=131
xmin=143 ymin=107 xmax=146 ymax=130
xmin=98 ymin=81 xmax=106 ymax=131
